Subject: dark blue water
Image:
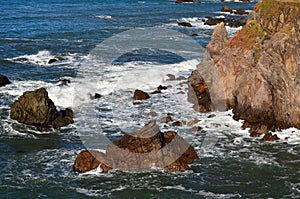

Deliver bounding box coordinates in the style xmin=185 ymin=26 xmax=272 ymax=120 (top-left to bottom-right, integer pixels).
xmin=1 ymin=0 xmax=299 ymax=198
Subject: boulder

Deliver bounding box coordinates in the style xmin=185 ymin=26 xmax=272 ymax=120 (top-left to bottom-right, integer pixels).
xmin=0 ymin=74 xmax=11 ymax=87
xmin=73 ymin=150 xmax=112 ymax=173
xmin=178 ymin=22 xmax=192 ymax=27
xmin=188 ymin=1 xmax=300 ymax=134
xmin=10 ymin=87 xmax=74 ymax=130
xmin=74 ymin=122 xmax=198 ymax=173
xmin=133 ymin=89 xmax=150 ymax=100
xmin=48 ymin=58 xmax=58 ymax=64
xmin=263 ymin=133 xmax=279 ymax=142
xmin=221 ymin=6 xmax=233 ymax=13
xmin=234 ymin=8 xmax=249 ymax=15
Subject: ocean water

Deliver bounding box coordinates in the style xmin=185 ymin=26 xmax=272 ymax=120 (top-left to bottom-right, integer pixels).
xmin=0 ymin=0 xmax=299 ymax=198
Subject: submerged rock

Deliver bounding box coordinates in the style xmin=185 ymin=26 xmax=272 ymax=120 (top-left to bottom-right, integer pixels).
xmin=221 ymin=6 xmax=233 ymax=13
xmin=178 ymin=22 xmax=192 ymax=27
xmin=0 ymin=74 xmax=11 ymax=87
xmin=188 ymin=0 xmax=300 ymax=134
xmin=10 ymin=87 xmax=74 ymax=130
xmin=176 ymin=0 xmax=194 ymax=3
xmin=73 ymin=122 xmax=198 ymax=173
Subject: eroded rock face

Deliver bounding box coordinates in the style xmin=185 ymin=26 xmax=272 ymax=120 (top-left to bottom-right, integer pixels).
xmin=0 ymin=74 xmax=11 ymax=87
xmin=73 ymin=122 xmax=198 ymax=173
xmin=188 ymin=0 xmax=300 ymax=134
xmin=10 ymin=87 xmax=74 ymax=130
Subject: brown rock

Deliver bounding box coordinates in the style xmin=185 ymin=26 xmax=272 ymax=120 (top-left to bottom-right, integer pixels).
xmin=0 ymin=74 xmax=11 ymax=87
xmin=187 ymin=119 xmax=199 ymax=126
xmin=221 ymin=6 xmax=233 ymax=13
xmin=234 ymin=8 xmax=249 ymax=15
xmin=161 ymin=115 xmax=172 ymax=123
xmin=133 ymin=89 xmax=150 ymax=100
xmin=188 ymin=1 xmax=300 ymax=134
xmin=73 ymin=150 xmax=112 ymax=173
xmin=263 ymin=133 xmax=280 ymax=142
xmin=74 ymin=122 xmax=198 ymax=173
xmin=172 ymin=121 xmax=183 ymax=127
xmin=10 ymin=87 xmax=74 ymax=130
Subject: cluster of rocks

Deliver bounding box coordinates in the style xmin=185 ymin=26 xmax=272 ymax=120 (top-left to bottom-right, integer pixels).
xmin=10 ymin=87 xmax=74 ymax=131
xmin=188 ymin=0 xmax=300 ymax=141
xmin=73 ymin=121 xmax=198 ymax=173
xmin=221 ymin=6 xmax=249 ymax=15
xmin=204 ymin=17 xmax=247 ymax=28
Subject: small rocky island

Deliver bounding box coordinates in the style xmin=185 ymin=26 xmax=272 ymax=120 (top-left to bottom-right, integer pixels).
xmin=188 ymin=0 xmax=300 ymax=138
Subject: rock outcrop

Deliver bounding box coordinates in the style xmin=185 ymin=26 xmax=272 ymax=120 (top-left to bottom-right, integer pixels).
xmin=133 ymin=89 xmax=150 ymax=100
xmin=188 ymin=0 xmax=300 ymax=135
xmin=0 ymin=74 xmax=11 ymax=87
xmin=10 ymin=87 xmax=74 ymax=131
xmin=73 ymin=121 xmax=198 ymax=173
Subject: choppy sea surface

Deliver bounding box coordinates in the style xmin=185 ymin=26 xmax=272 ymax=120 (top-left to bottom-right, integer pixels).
xmin=0 ymin=0 xmax=299 ymax=198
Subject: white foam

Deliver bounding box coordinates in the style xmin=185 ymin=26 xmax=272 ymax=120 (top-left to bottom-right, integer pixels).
xmin=96 ymin=15 xmax=112 ymax=19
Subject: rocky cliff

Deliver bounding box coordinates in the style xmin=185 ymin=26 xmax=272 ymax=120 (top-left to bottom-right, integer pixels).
xmin=188 ymin=0 xmax=300 ymax=135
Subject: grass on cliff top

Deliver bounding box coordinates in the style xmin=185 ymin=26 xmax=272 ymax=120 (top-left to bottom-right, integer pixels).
xmin=229 ymin=20 xmax=264 ymax=50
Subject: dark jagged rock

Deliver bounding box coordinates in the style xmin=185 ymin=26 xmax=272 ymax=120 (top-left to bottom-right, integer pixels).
xmin=94 ymin=93 xmax=102 ymax=99
xmin=204 ymin=17 xmax=247 ymax=28
xmin=263 ymin=133 xmax=279 ymax=142
xmin=74 ymin=122 xmax=198 ymax=173
xmin=178 ymin=22 xmax=192 ymax=27
xmin=0 ymin=74 xmax=11 ymax=87
xmin=172 ymin=121 xmax=183 ymax=127
xmin=48 ymin=58 xmax=58 ymax=64
xmin=10 ymin=87 xmax=74 ymax=131
xmin=176 ymin=0 xmax=194 ymax=3
xmin=133 ymin=89 xmax=150 ymax=100
xmin=188 ymin=0 xmax=300 ymax=134
xmin=56 ymin=79 xmax=71 ymax=86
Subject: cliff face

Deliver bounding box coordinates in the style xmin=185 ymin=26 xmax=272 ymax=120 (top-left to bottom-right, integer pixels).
xmin=188 ymin=0 xmax=300 ymax=135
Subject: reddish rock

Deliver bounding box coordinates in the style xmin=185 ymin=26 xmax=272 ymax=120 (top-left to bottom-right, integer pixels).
xmin=0 ymin=74 xmax=11 ymax=87
xmin=74 ymin=122 xmax=198 ymax=173
xmin=188 ymin=1 xmax=300 ymax=134
xmin=221 ymin=6 xmax=233 ymax=13
xmin=161 ymin=116 xmax=172 ymax=123
xmin=133 ymin=89 xmax=150 ymax=100
xmin=172 ymin=121 xmax=183 ymax=127
xmin=234 ymin=8 xmax=249 ymax=15
xmin=73 ymin=150 xmax=112 ymax=173
xmin=10 ymin=87 xmax=74 ymax=131
xmin=263 ymin=133 xmax=280 ymax=142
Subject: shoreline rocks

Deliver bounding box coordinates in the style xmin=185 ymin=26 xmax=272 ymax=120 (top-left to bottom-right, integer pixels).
xmin=73 ymin=121 xmax=198 ymax=173
xmin=0 ymin=74 xmax=11 ymax=87
xmin=188 ymin=0 xmax=300 ymax=136
xmin=10 ymin=87 xmax=74 ymax=131
xmin=133 ymin=89 xmax=150 ymax=100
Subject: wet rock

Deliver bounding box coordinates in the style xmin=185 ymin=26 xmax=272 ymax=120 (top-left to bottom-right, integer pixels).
xmin=161 ymin=116 xmax=172 ymax=123
xmin=167 ymin=74 xmax=176 ymax=81
xmin=176 ymin=0 xmax=194 ymax=3
xmin=187 ymin=119 xmax=199 ymax=126
xmin=221 ymin=6 xmax=233 ymax=13
xmin=263 ymin=133 xmax=279 ymax=142
xmin=74 ymin=122 xmax=198 ymax=173
xmin=172 ymin=121 xmax=183 ymax=127
xmin=73 ymin=150 xmax=112 ymax=173
xmin=56 ymin=79 xmax=71 ymax=86
xmin=94 ymin=93 xmax=102 ymax=99
xmin=48 ymin=58 xmax=58 ymax=64
xmin=157 ymin=85 xmax=168 ymax=91
xmin=10 ymin=87 xmax=74 ymax=130
xmin=234 ymin=8 xmax=249 ymax=15
xmin=178 ymin=22 xmax=192 ymax=27
xmin=204 ymin=17 xmax=246 ymax=28
xmin=0 ymin=74 xmax=11 ymax=87
xmin=189 ymin=126 xmax=203 ymax=132
xmin=133 ymin=89 xmax=150 ymax=100
xmin=207 ymin=114 xmax=216 ymax=118
xmin=204 ymin=17 xmax=225 ymax=26
xmin=147 ymin=111 xmax=158 ymax=117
